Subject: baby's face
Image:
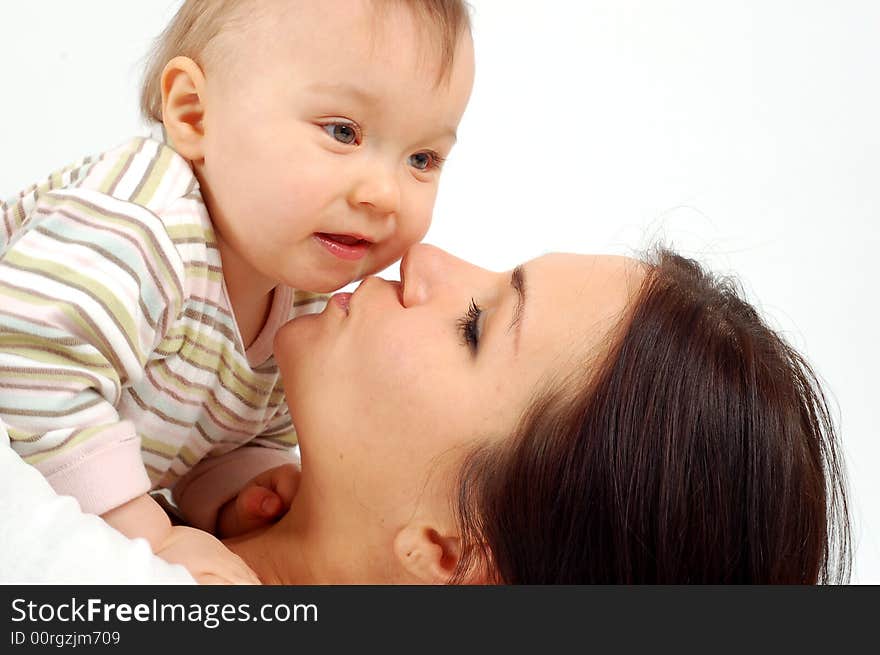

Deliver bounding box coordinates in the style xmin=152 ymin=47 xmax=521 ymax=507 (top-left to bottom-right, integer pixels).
xmin=195 ymin=0 xmax=474 ymax=293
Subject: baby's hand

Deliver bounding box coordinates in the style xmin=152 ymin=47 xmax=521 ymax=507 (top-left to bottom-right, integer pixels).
xmin=157 ymin=525 xmax=261 ymax=585
xmin=216 ymin=463 xmax=300 ymax=538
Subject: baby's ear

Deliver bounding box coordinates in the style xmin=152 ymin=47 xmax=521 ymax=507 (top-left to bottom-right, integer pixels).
xmin=393 ymin=524 xmax=462 ymax=584
xmin=160 ymin=56 xmax=207 ymax=162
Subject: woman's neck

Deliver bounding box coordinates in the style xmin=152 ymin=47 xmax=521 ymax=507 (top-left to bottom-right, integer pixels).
xmin=222 ymin=488 xmax=384 ymax=585
xmin=223 ymin=523 xmax=313 ymax=585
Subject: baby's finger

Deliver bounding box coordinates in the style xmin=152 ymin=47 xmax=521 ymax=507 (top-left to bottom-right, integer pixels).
xmin=271 ymin=468 xmax=299 ymax=505
xmin=197 ymin=571 xmax=260 ymax=585
xmin=217 ymin=485 xmax=280 ymax=538
xmin=232 ymin=562 xmax=262 ymax=585
xmin=197 ymin=573 xmax=229 ymax=585
xmin=218 ymin=552 xmax=262 ymax=585
xmin=242 ymin=484 xmax=283 ymax=519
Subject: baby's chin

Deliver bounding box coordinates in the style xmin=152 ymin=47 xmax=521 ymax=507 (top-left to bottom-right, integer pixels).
xmin=288 ymin=266 xmax=368 ymax=295
xmin=342 ymin=253 xmax=398 ymax=290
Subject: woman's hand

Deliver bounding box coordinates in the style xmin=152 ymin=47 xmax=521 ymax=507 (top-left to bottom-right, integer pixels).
xmin=216 ymin=463 xmax=300 ymax=538
xmin=156 ymin=525 xmax=261 ymax=585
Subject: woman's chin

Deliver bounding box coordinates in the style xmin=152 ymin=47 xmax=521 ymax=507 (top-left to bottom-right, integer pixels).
xmin=273 ymin=315 xmax=326 ymax=384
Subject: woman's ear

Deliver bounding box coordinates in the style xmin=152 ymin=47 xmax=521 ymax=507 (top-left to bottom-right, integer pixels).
xmin=393 ymin=524 xmax=461 ymax=584
xmin=160 ymin=56 xmax=207 ymax=162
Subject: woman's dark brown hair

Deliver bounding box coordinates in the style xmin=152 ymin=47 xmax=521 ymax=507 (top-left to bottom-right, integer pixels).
xmin=452 ymin=248 xmax=851 ymax=584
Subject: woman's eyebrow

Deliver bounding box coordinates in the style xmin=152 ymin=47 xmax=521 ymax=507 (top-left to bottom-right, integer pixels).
xmin=507 ymin=264 xmax=526 ymax=351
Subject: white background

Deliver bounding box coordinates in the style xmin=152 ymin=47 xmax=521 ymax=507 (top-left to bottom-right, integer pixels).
xmin=1 ymin=1 xmax=877 ymax=582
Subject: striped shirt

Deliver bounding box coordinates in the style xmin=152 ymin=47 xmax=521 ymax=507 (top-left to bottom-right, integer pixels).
xmin=0 ymin=129 xmax=326 ymax=516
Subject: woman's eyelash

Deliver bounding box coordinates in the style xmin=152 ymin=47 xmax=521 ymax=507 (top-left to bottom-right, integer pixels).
xmin=457 ymin=299 xmax=483 ymax=353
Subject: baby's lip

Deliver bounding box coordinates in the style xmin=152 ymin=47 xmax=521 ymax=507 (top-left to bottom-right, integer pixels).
xmin=313 ymin=233 xmax=374 ymax=262
xmin=315 ymin=232 xmax=375 ymax=245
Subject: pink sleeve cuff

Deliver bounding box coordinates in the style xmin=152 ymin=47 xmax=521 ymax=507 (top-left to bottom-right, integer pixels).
xmin=36 ymin=422 xmax=151 ymax=516
xmin=172 ymin=446 xmax=298 ymax=532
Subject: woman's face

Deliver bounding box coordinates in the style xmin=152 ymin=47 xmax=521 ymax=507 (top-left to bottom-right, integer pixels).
xmin=274 ymin=244 xmax=644 ymax=530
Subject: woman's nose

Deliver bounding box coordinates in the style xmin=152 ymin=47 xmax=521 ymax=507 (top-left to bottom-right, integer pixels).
xmin=400 ymin=244 xmax=463 ymax=308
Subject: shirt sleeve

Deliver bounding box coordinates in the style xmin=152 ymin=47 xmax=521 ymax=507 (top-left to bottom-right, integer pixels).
xmin=0 ymin=420 xmax=195 ymax=584
xmin=0 ymin=187 xmax=185 ymax=515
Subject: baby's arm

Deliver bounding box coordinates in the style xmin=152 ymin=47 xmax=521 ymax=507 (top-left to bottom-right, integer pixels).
xmin=0 ymin=425 xmax=194 ymax=584
xmin=0 ymin=187 xmax=186 ymax=517
xmin=102 ymin=493 xmax=260 ymax=584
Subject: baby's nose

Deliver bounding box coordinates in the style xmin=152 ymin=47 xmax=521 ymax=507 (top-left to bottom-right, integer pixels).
xmin=350 ymin=163 xmax=400 ymax=217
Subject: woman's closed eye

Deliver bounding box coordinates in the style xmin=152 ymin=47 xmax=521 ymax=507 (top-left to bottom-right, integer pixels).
xmin=457 ymin=299 xmax=484 ymax=354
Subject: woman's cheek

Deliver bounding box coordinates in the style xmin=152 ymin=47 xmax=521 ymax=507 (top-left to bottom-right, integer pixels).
xmin=386 ymin=323 xmax=451 ymax=384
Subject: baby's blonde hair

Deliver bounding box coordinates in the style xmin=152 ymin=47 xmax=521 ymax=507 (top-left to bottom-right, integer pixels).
xmin=140 ymin=0 xmax=472 ymax=123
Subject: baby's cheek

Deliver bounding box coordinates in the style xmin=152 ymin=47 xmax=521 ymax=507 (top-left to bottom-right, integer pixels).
xmin=396 ymin=204 xmax=433 ymax=247
xmin=373 ymin=238 xmax=422 ymax=276
xmin=365 ymin=208 xmax=432 ymax=277
xmin=406 ymin=207 xmax=433 ymax=246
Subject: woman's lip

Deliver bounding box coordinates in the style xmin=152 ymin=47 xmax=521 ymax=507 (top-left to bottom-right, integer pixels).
xmin=330 ymin=291 xmax=352 ymax=314
xmin=328 ymin=278 xmax=396 ymax=317
xmin=313 ymin=233 xmax=371 ymax=261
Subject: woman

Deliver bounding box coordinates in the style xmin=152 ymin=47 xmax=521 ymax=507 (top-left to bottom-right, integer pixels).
xmin=220 ymin=244 xmax=851 ymax=584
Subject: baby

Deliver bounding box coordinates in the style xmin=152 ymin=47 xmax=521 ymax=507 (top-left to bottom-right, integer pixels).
xmin=0 ymin=0 xmax=474 ymax=582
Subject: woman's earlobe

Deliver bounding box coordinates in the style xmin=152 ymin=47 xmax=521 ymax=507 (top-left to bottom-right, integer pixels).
xmin=393 ymin=524 xmax=461 ymax=584
xmin=160 ymin=56 xmax=207 ymax=162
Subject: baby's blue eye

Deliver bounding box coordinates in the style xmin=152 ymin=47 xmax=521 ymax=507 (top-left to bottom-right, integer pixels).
xmin=409 ymin=153 xmax=431 ymax=170
xmin=409 ymin=151 xmax=444 ymax=171
xmin=323 ymin=123 xmax=358 ymax=145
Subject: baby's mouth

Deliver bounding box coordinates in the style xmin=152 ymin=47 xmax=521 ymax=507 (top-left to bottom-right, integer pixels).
xmin=317 ymin=233 xmax=370 ymax=247
xmin=314 ymin=233 xmax=373 ymax=261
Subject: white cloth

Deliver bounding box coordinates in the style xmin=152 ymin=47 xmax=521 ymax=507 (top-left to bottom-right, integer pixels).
xmin=0 ymin=421 xmax=195 ymax=584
